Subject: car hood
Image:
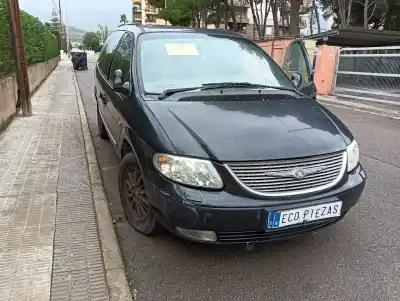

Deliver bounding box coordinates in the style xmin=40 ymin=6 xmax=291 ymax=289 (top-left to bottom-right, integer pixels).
xmin=146 ymin=98 xmax=348 ymax=161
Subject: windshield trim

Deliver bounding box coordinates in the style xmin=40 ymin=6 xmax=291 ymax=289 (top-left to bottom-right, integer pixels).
xmin=135 ymin=31 xmax=298 ymax=98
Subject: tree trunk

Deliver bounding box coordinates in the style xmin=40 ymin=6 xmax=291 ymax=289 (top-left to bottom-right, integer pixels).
xmin=313 ymin=0 xmax=321 ymax=32
xmin=309 ymin=4 xmax=314 ymax=35
xmin=215 ymin=0 xmax=222 ymax=28
xmin=249 ymin=0 xmax=262 ymax=38
xmin=230 ymin=0 xmax=238 ymax=31
xmin=271 ymin=0 xmax=279 ymax=36
xmin=262 ymin=1 xmax=271 ymax=38
xmin=289 ymin=0 xmax=301 ymax=35
xmin=364 ymin=0 xmax=368 ymax=28
xmin=224 ymin=0 xmax=229 ymax=29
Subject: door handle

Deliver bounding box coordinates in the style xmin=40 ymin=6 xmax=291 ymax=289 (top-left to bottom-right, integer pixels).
xmin=99 ymin=92 xmax=107 ymax=104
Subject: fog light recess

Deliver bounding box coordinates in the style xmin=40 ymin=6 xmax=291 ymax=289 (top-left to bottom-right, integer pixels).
xmin=175 ymin=227 xmax=217 ymax=242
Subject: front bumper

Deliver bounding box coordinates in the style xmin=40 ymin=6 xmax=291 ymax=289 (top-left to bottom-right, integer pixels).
xmin=144 ymin=164 xmax=367 ymax=244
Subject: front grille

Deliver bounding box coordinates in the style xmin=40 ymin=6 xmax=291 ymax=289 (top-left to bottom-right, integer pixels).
xmin=226 ymin=151 xmax=347 ymax=196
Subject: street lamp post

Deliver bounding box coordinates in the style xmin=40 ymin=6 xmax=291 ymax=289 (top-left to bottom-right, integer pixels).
xmin=64 ymin=0 xmax=69 ymax=55
xmin=96 ymin=9 xmax=104 ymax=45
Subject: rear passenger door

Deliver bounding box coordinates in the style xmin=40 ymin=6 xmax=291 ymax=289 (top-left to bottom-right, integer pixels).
xmin=283 ymin=40 xmax=317 ymax=98
xmin=106 ymin=32 xmax=134 ymax=146
xmin=95 ymin=30 xmax=125 ymax=146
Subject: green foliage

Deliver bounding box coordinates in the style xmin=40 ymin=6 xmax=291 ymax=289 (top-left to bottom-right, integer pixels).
xmin=83 ymin=32 xmax=100 ymax=50
xmin=120 ymin=14 xmax=128 ymax=24
xmin=0 ymin=0 xmax=60 ymax=78
xmin=0 ymin=0 xmax=13 ymax=77
xmin=159 ymin=0 xmax=215 ymax=26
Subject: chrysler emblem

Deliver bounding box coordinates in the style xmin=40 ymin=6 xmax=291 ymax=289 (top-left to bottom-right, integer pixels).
xmin=264 ymin=165 xmax=329 ymax=179
xmin=293 ymin=168 xmax=305 ymax=179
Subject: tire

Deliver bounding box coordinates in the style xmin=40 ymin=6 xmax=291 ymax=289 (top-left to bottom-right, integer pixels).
xmin=119 ymin=152 xmax=161 ymax=235
xmin=97 ymin=106 xmax=108 ymax=140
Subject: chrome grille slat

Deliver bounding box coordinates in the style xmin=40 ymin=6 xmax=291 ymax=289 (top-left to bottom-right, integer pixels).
xmin=226 ymin=152 xmax=347 ymax=196
xmin=233 ymin=162 xmax=342 ymax=175
xmin=229 ymin=152 xmax=341 ymax=167
xmin=240 ymin=169 xmax=341 ymax=184
xmin=230 ymin=157 xmax=343 ymax=170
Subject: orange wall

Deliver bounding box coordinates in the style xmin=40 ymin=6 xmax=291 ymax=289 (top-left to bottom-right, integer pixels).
xmin=257 ymin=39 xmax=294 ymax=68
xmin=314 ymin=45 xmax=341 ymax=95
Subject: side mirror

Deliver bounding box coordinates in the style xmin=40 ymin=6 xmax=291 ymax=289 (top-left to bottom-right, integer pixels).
xmin=290 ymin=72 xmax=303 ymax=88
xmin=113 ymin=69 xmax=129 ymax=94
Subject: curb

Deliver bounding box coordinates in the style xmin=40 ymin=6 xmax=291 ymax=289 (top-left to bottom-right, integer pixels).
xmin=317 ymin=95 xmax=400 ymax=120
xmin=72 ymin=72 xmax=134 ymax=301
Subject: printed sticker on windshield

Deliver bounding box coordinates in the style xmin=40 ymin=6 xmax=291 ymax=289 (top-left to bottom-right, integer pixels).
xmin=165 ymin=43 xmax=199 ymax=56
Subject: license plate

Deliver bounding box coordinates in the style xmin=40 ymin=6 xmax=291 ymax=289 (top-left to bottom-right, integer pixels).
xmin=267 ymin=201 xmax=342 ymax=229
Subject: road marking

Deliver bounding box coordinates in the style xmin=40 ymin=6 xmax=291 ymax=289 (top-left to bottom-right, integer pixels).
xmin=320 ymin=102 xmax=400 ymax=120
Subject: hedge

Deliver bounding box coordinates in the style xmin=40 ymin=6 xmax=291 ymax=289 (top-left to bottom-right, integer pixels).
xmin=0 ymin=0 xmax=59 ymax=78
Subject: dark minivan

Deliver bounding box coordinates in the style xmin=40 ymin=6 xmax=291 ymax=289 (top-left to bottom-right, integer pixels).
xmin=94 ymin=24 xmax=366 ymax=244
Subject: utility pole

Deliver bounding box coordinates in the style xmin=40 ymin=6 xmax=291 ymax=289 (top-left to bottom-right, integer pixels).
xmin=64 ymin=0 xmax=69 ymax=54
xmin=7 ymin=0 xmax=31 ymax=116
xmin=58 ymin=0 xmax=63 ymax=51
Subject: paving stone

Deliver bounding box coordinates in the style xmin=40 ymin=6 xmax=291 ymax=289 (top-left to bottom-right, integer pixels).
xmin=0 ymin=60 xmax=110 ymax=301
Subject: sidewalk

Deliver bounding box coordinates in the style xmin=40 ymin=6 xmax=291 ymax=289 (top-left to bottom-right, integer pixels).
xmin=0 ymin=59 xmax=132 ymax=301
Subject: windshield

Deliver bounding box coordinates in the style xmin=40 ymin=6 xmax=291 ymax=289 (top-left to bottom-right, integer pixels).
xmin=137 ymin=32 xmax=296 ymax=95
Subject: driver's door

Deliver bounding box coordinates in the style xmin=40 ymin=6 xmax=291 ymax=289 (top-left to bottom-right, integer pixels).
xmin=106 ymin=32 xmax=134 ymax=144
xmin=283 ymin=40 xmax=317 ymax=98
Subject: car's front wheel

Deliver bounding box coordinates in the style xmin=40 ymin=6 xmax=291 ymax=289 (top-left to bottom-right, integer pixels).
xmin=119 ymin=152 xmax=160 ymax=235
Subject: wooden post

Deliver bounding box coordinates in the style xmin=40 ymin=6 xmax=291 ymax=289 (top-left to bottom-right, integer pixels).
xmin=7 ymin=0 xmax=31 ymax=116
xmin=58 ymin=0 xmax=63 ymax=51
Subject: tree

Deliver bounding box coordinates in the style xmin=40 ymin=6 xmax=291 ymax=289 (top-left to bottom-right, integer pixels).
xmin=97 ymin=24 xmax=110 ymax=44
xmin=83 ymin=32 xmax=100 ymax=50
xmin=48 ymin=8 xmax=60 ymax=34
xmin=319 ymin=0 xmax=396 ymax=29
xmin=120 ymin=14 xmax=128 ymax=24
xmin=250 ymin=0 xmax=271 ymax=39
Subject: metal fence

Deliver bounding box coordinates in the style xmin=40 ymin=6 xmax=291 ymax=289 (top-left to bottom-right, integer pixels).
xmin=333 ymin=46 xmax=400 ymax=104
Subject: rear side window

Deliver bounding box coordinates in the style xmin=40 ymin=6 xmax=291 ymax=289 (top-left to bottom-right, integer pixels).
xmin=98 ymin=31 xmax=125 ymax=78
xmin=109 ymin=33 xmax=134 ymax=84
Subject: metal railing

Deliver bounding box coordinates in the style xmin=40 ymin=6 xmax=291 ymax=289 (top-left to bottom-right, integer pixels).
xmin=333 ymin=46 xmax=400 ymax=104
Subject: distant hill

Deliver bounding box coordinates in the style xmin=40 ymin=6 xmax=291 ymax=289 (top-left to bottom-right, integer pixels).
xmin=68 ymin=26 xmax=85 ymax=42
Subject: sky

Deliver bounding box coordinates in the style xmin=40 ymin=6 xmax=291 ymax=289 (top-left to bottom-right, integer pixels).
xmin=19 ymin=0 xmax=132 ymax=31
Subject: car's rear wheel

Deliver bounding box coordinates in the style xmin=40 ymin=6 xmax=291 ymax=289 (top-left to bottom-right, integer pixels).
xmin=97 ymin=106 xmax=108 ymax=140
xmin=119 ymin=153 xmax=160 ymax=235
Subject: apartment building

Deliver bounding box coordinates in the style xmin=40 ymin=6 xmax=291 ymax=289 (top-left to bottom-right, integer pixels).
xmin=132 ymin=0 xmax=168 ymax=25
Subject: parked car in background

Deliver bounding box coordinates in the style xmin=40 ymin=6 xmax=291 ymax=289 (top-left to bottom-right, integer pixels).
xmin=94 ymin=24 xmax=366 ymax=244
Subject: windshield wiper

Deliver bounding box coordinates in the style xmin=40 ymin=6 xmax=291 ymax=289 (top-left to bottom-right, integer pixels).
xmin=201 ymin=82 xmax=300 ymax=94
xmin=158 ymin=86 xmax=201 ymax=100
xmin=157 ymin=82 xmax=300 ymax=100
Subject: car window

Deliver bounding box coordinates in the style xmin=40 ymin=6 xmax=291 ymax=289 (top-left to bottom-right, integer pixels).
xmin=137 ymin=32 xmax=295 ymax=95
xmin=109 ymin=32 xmax=134 ymax=84
xmin=98 ymin=30 xmax=126 ymax=78
xmin=284 ymin=41 xmax=310 ymax=85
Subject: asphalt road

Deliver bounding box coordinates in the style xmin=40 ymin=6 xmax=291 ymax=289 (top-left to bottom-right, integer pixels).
xmin=76 ymin=55 xmax=400 ymax=301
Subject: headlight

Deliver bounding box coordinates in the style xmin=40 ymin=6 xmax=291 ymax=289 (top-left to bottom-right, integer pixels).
xmin=346 ymin=140 xmax=359 ymax=172
xmin=153 ymin=154 xmax=223 ymax=189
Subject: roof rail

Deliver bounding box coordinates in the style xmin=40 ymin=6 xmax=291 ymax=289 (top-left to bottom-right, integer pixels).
xmin=118 ymin=22 xmax=140 ymax=27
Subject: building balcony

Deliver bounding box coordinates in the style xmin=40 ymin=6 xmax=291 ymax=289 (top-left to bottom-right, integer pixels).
xmin=145 ymin=9 xmax=158 ymax=15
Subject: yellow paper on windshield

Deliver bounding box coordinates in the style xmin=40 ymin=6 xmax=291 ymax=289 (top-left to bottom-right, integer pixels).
xmin=165 ymin=43 xmax=199 ymax=56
